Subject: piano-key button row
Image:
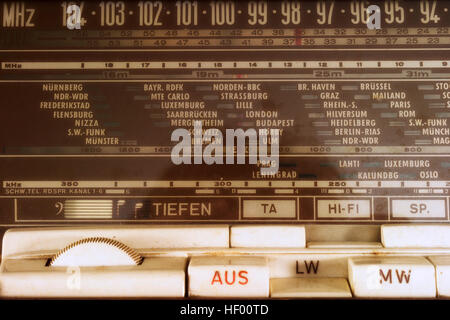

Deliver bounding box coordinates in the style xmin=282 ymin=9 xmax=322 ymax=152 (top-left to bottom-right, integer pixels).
xmin=1 ymin=224 xmax=450 ymax=298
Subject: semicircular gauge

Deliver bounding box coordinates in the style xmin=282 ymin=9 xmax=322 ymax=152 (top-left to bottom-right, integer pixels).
xmin=49 ymin=237 xmax=143 ymax=267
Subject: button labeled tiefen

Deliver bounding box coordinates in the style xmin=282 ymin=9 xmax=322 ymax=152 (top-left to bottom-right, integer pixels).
xmin=391 ymin=199 xmax=446 ymax=218
xmin=188 ymin=257 xmax=269 ymax=298
xmin=242 ymin=199 xmax=296 ymax=219
xmin=348 ymin=256 xmax=436 ymax=298
xmin=317 ymin=199 xmax=371 ymax=219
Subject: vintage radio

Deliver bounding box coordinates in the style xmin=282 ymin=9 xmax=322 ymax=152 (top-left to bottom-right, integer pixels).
xmin=0 ymin=0 xmax=449 ymax=299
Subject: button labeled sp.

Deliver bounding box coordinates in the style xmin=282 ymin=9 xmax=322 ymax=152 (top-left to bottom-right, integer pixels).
xmin=391 ymin=199 xmax=446 ymax=218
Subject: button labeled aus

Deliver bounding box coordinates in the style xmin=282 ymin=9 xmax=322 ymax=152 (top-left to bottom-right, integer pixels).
xmin=242 ymin=199 xmax=296 ymax=219
xmin=188 ymin=257 xmax=269 ymax=298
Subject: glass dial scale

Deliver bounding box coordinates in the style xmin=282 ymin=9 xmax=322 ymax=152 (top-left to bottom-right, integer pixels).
xmin=0 ymin=0 xmax=449 ymax=299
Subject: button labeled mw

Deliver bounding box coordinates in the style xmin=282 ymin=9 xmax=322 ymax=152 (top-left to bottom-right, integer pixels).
xmin=348 ymin=256 xmax=436 ymax=298
xmin=188 ymin=257 xmax=269 ymax=298
xmin=242 ymin=199 xmax=296 ymax=218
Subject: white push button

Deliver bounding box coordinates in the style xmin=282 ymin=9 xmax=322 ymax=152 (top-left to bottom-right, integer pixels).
xmin=1 ymin=225 xmax=230 ymax=258
xmin=382 ymin=224 xmax=450 ymax=248
xmin=348 ymin=256 xmax=436 ymax=298
xmin=188 ymin=256 xmax=269 ymax=298
xmin=230 ymin=225 xmax=305 ymax=248
xmin=0 ymin=257 xmax=186 ymax=298
xmin=428 ymin=256 xmax=450 ymax=298
xmin=307 ymin=241 xmax=383 ymax=248
xmin=271 ymin=278 xmax=352 ymax=298
xmin=0 ymin=227 xmax=217 ymax=298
